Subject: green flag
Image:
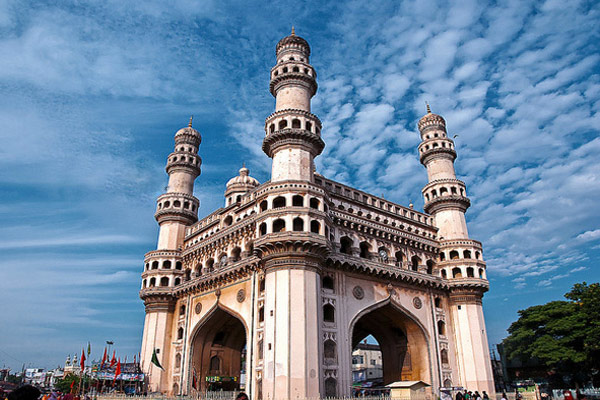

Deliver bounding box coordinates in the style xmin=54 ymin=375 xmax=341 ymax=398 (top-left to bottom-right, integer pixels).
xmin=151 ymin=349 xmax=164 ymax=370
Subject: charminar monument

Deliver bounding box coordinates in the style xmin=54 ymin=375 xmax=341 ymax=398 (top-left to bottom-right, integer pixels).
xmin=139 ymin=30 xmax=495 ymax=399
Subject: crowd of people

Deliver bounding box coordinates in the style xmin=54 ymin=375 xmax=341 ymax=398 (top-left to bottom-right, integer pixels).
xmin=456 ymin=390 xmax=491 ymax=400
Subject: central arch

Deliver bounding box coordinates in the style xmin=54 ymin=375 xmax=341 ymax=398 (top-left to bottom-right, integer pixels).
xmin=349 ymin=300 xmax=431 ymax=389
xmin=190 ymin=306 xmax=247 ymax=393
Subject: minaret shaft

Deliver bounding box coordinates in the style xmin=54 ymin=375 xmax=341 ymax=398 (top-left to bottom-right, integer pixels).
xmin=418 ymin=109 xmax=495 ymax=395
xmin=140 ymin=121 xmax=202 ymax=393
xmin=263 ymin=32 xmax=323 ymax=183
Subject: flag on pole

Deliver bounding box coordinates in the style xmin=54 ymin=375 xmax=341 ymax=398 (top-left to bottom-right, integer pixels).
xmin=70 ymin=380 xmax=75 ymax=390
xmin=192 ymin=368 xmax=198 ymax=389
xmin=150 ymin=349 xmax=164 ymax=370
xmin=100 ymin=347 xmax=107 ymax=369
xmin=109 ymin=350 xmax=116 ymax=368
xmin=87 ymin=342 xmax=91 ymax=357
xmin=80 ymin=349 xmax=86 ymax=372
xmin=113 ymin=358 xmax=121 ymax=382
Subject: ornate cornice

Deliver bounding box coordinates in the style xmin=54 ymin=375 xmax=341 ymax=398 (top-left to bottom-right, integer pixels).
xmin=331 ymin=211 xmax=439 ymax=252
xmin=264 ymin=109 xmax=322 ymax=129
xmin=419 ymin=147 xmax=457 ymax=165
xmin=254 ymin=232 xmax=332 ymax=267
xmin=270 ymin=72 xmax=317 ymax=97
xmin=140 ymin=288 xmax=176 ymax=312
xmin=262 ymin=128 xmax=325 ymax=157
xmin=174 ymin=258 xmax=258 ymax=296
xmin=424 ymin=195 xmax=470 ymax=214
xmin=325 ymin=255 xmax=449 ymax=291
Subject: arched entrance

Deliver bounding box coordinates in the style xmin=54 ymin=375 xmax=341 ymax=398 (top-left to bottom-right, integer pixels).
xmin=350 ymin=301 xmax=431 ymax=389
xmin=190 ymin=307 xmax=247 ymax=392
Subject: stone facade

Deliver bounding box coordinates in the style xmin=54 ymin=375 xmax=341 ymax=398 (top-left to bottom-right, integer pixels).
xmin=139 ymin=31 xmax=495 ymax=399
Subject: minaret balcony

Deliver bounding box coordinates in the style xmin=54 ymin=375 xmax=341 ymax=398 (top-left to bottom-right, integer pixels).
xmin=269 ymin=69 xmax=317 ymax=97
xmin=254 ymin=231 xmax=332 ymax=267
xmin=422 ymin=179 xmax=467 ymax=202
xmin=271 ymin=61 xmax=316 ymax=81
xmin=265 ymin=109 xmax=322 ymax=136
xmin=418 ymin=139 xmax=456 ymax=164
xmin=262 ymin=127 xmax=325 ymax=157
xmin=447 ymin=277 xmax=489 ymax=292
xmin=424 ymin=194 xmax=470 ymax=214
xmin=165 ymin=153 xmax=201 ymax=176
xmin=155 ymin=192 xmax=199 ymax=224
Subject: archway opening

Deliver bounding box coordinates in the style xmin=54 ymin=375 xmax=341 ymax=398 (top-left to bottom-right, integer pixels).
xmin=350 ymin=302 xmax=430 ymax=391
xmin=190 ymin=308 xmax=247 ymax=392
xmin=351 ymin=336 xmax=383 ymax=391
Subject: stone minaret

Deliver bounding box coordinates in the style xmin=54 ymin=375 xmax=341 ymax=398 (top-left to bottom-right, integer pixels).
xmin=255 ymin=29 xmax=329 ymax=398
xmin=262 ymin=27 xmax=324 ymax=182
xmin=140 ymin=119 xmax=202 ymax=392
xmin=418 ymin=107 xmax=495 ymax=394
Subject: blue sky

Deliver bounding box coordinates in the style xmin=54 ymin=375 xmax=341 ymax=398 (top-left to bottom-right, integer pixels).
xmin=0 ymin=0 xmax=599 ymax=370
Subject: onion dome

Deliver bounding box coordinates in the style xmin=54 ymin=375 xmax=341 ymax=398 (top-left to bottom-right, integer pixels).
xmin=225 ymin=165 xmax=260 ymax=198
xmin=175 ymin=116 xmax=202 ymax=147
xmin=418 ymin=104 xmax=446 ymax=133
xmin=276 ymin=27 xmax=310 ymax=56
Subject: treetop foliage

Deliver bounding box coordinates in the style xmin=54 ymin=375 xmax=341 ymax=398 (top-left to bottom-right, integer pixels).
xmin=502 ymin=282 xmax=600 ymax=384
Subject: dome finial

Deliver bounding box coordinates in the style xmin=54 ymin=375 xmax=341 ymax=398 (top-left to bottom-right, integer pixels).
xmin=188 ymin=115 xmax=193 ymax=127
xmin=426 ymin=102 xmax=431 ymax=114
xmin=291 ymin=26 xmax=295 ymax=36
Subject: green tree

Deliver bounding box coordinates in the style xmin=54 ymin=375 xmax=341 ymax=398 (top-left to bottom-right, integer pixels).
xmin=54 ymin=374 xmax=91 ymax=393
xmin=502 ymin=282 xmax=600 ymax=385
xmin=565 ymin=282 xmax=600 ymax=379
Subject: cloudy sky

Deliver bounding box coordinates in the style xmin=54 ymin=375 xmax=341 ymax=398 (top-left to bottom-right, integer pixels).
xmin=0 ymin=0 xmax=599 ymax=370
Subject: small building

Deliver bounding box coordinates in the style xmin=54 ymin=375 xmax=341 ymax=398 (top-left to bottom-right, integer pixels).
xmin=352 ymin=342 xmax=383 ymax=384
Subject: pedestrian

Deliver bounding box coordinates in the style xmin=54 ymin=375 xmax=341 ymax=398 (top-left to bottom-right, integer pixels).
xmin=456 ymin=391 xmax=464 ymax=400
xmin=483 ymin=391 xmax=490 ymax=400
xmin=501 ymin=392 xmax=508 ymax=400
xmin=7 ymin=385 xmax=41 ymax=400
xmin=235 ymin=393 xmax=249 ymax=400
xmin=564 ymin=390 xmax=574 ymax=400
xmin=475 ymin=391 xmax=482 ymax=400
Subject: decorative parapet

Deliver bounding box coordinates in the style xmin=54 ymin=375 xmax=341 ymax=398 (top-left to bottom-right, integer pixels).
xmin=326 ymin=254 xmax=449 ymax=290
xmin=262 ymin=128 xmax=325 ymax=157
xmin=254 ymin=232 xmax=332 ymax=268
xmin=424 ymin=194 xmax=470 ymax=214
xmin=173 ymin=257 xmax=259 ymax=295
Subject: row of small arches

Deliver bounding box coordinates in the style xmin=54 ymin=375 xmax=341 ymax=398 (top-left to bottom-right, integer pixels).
xmin=424 ymin=186 xmax=465 ymax=202
xmin=423 ymin=132 xmax=447 ymax=140
xmin=420 ymin=141 xmax=454 ymax=153
xmin=169 ymin=155 xmax=199 ymax=165
xmin=315 ymin=178 xmax=433 ymax=224
xmin=195 ymin=212 xmax=256 ymax=242
xmin=142 ymin=276 xmax=181 ymax=288
xmin=439 ymin=249 xmax=481 ymax=261
xmin=259 ymin=218 xmax=325 ymax=235
xmin=336 ymin=205 xmax=433 ymax=237
xmin=278 ymin=56 xmax=306 ymax=63
xmin=157 ymin=199 xmax=196 ymax=212
xmin=260 ymin=195 xmax=322 ymax=211
xmin=145 ymin=260 xmax=183 ymax=270
xmin=272 ymin=65 xmax=313 ymax=78
xmin=339 ymin=237 xmax=437 ymax=274
xmin=175 ymin=145 xmax=196 ymax=153
xmin=440 ymin=266 xmax=485 ymax=279
xmin=267 ymin=118 xmax=321 ymax=135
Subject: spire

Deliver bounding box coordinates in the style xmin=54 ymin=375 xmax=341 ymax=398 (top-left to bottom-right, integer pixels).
xmin=291 ymin=26 xmax=295 ymax=36
xmin=188 ymin=115 xmax=193 ymax=127
xmin=426 ymin=102 xmax=431 ymax=114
